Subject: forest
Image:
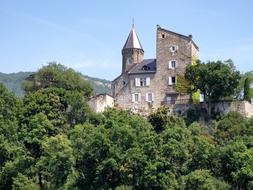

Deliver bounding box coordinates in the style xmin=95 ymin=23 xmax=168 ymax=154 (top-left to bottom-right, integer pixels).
xmin=0 ymin=62 xmax=253 ymax=190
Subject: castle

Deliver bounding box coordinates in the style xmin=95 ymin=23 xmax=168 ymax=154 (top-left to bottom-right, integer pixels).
xmin=111 ymin=25 xmax=199 ymax=115
xmin=88 ymin=25 xmax=253 ymax=117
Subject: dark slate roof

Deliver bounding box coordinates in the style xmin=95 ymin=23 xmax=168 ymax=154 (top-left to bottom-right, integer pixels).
xmin=128 ymin=59 xmax=156 ymax=74
xmin=157 ymin=25 xmax=199 ymax=50
xmin=123 ymin=25 xmax=143 ymax=50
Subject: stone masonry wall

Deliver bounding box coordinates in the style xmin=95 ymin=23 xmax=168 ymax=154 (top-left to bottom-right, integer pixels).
xmin=153 ymin=27 xmax=194 ymax=109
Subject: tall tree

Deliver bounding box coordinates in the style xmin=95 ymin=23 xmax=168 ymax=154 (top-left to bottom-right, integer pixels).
xmin=185 ymin=60 xmax=240 ymax=102
xmin=22 ymin=62 xmax=94 ymax=97
xmin=244 ymin=77 xmax=253 ymax=103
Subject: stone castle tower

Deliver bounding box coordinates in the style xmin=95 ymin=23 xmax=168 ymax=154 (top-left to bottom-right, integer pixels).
xmin=112 ymin=25 xmax=199 ymax=115
xmin=122 ymin=25 xmax=144 ymax=73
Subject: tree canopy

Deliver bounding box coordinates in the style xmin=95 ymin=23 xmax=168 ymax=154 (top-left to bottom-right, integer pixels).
xmin=22 ymin=63 xmax=94 ymax=97
xmin=185 ymin=60 xmax=241 ymax=102
xmin=1 ymin=63 xmax=253 ymax=190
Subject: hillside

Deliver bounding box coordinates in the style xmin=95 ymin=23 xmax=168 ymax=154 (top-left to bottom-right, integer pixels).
xmin=0 ymin=72 xmax=111 ymax=96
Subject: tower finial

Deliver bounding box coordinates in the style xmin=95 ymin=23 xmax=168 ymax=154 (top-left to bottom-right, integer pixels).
xmin=132 ymin=17 xmax=134 ymax=28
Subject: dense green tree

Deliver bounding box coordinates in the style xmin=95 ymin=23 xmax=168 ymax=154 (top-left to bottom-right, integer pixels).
xmin=180 ymin=169 xmax=228 ymax=190
xmin=0 ymin=83 xmax=21 ymax=122
xmin=244 ymin=77 xmax=253 ymax=103
xmin=185 ymin=60 xmax=240 ymax=102
xmin=36 ymin=134 xmax=76 ymax=189
xmin=22 ymin=63 xmax=94 ymax=97
xmin=21 ymin=87 xmax=93 ymax=128
xmin=216 ymin=140 xmax=253 ymax=190
xmin=12 ymin=173 xmax=39 ymax=190
xmin=235 ymin=71 xmax=253 ymax=100
xmin=148 ymin=106 xmax=185 ymax=133
xmin=215 ymin=112 xmax=250 ymax=141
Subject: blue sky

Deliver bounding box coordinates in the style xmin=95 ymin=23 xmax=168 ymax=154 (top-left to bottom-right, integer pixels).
xmin=0 ymin=0 xmax=253 ymax=80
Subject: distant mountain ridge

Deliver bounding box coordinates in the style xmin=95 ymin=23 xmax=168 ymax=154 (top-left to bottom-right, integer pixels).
xmin=0 ymin=72 xmax=112 ymax=96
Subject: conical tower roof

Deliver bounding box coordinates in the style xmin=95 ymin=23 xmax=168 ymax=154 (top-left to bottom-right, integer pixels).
xmin=123 ymin=25 xmax=143 ymax=50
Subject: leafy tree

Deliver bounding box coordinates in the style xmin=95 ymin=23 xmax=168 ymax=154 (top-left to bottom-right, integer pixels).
xmin=20 ymin=113 xmax=54 ymax=159
xmin=185 ymin=60 xmax=240 ymax=102
xmin=180 ymin=169 xmax=228 ymax=190
xmin=235 ymin=71 xmax=253 ymax=100
xmin=12 ymin=173 xmax=39 ymax=190
xmin=36 ymin=134 xmax=76 ymax=189
xmin=21 ymin=87 xmax=93 ymax=128
xmin=244 ymin=77 xmax=253 ymax=103
xmin=148 ymin=106 xmax=185 ymax=133
xmin=0 ymin=83 xmax=21 ymax=122
xmin=216 ymin=140 xmax=253 ymax=190
xmin=215 ymin=112 xmax=249 ymax=141
xmin=22 ymin=63 xmax=94 ymax=97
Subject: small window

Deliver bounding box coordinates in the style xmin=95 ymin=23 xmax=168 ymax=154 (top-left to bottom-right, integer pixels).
xmin=132 ymin=93 xmax=141 ymax=102
xmin=142 ymin=65 xmax=150 ymax=71
xmin=168 ymin=76 xmax=176 ymax=85
xmin=168 ymin=60 xmax=176 ymax=69
xmin=140 ymin=78 xmax=146 ymax=86
xmin=134 ymin=94 xmax=139 ymax=102
xmin=136 ymin=77 xmax=150 ymax=87
xmin=146 ymin=92 xmax=154 ymax=102
xmin=171 ymin=61 xmax=176 ymax=68
xmin=170 ymin=46 xmax=178 ymax=53
xmin=162 ymin=33 xmax=165 ymax=38
xmin=172 ymin=77 xmax=176 ymax=84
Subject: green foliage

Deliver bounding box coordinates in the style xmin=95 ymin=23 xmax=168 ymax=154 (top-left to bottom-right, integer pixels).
xmin=36 ymin=134 xmax=76 ymax=189
xmin=22 ymin=63 xmax=95 ymax=97
xmin=192 ymin=90 xmax=200 ymax=104
xmin=148 ymin=106 xmax=184 ymax=132
xmin=115 ymin=185 xmax=133 ymax=190
xmin=215 ymin=112 xmax=250 ymax=141
xmin=176 ymin=74 xmax=192 ymax=94
xmin=185 ymin=60 xmax=241 ymax=101
xmin=0 ymin=83 xmax=21 ymax=122
xmin=0 ymin=71 xmax=112 ymax=96
xmin=180 ymin=169 xmax=228 ymax=190
xmin=244 ymin=77 xmax=253 ymax=103
xmin=1 ymin=63 xmax=253 ymax=189
xmin=12 ymin=173 xmax=39 ymax=190
xmin=235 ymin=71 xmax=253 ymax=100
xmin=22 ymin=87 xmax=93 ymax=128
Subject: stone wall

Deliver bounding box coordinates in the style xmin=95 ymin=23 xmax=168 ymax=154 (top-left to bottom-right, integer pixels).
xmin=209 ymin=101 xmax=253 ymax=118
xmin=165 ymin=101 xmax=253 ymax=118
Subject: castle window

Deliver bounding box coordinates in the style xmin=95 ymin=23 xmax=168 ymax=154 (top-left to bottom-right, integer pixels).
xmin=146 ymin=92 xmax=154 ymax=102
xmin=132 ymin=93 xmax=141 ymax=102
xmin=142 ymin=65 xmax=150 ymax=71
xmin=168 ymin=60 xmax=176 ymax=69
xmin=135 ymin=77 xmax=150 ymax=87
xmin=161 ymin=33 xmax=165 ymax=38
xmin=140 ymin=78 xmax=146 ymax=86
xmin=168 ymin=76 xmax=176 ymax=85
xmin=170 ymin=46 xmax=178 ymax=53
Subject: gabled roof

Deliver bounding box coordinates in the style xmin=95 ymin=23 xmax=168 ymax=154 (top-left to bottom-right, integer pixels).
xmin=123 ymin=25 xmax=143 ymax=50
xmin=128 ymin=59 xmax=156 ymax=74
xmin=157 ymin=25 xmax=199 ymax=50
